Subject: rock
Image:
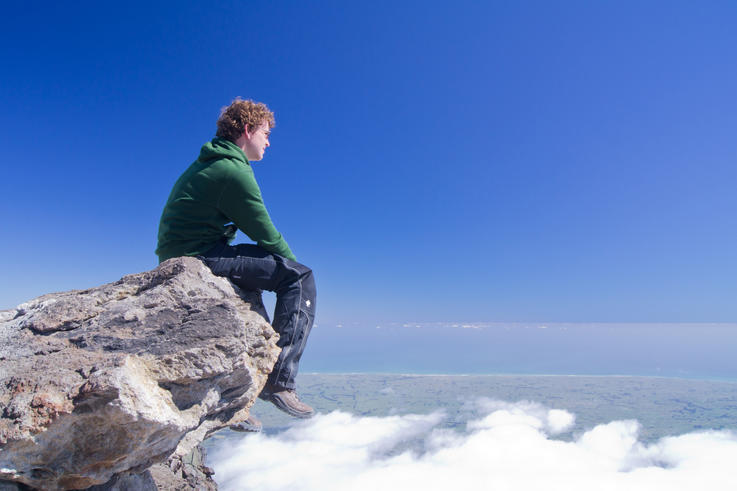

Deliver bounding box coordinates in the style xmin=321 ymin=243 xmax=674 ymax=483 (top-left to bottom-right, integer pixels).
xmin=0 ymin=480 xmax=26 ymax=490
xmin=85 ymin=469 xmax=158 ymax=491
xmin=148 ymin=445 xmax=217 ymax=491
xmin=0 ymin=257 xmax=280 ymax=490
xmin=86 ymin=445 xmax=216 ymax=491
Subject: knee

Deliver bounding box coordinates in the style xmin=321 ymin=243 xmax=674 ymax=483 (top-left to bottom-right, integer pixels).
xmin=301 ymin=268 xmax=316 ymax=300
xmin=276 ymin=261 xmax=315 ymax=296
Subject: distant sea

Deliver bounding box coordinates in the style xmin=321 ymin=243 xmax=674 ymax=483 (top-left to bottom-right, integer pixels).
xmin=210 ymin=373 xmax=737 ymax=443
xmin=299 ymin=322 xmax=737 ymax=381
xmin=207 ymin=373 xmax=737 ymax=490
xmin=207 ymin=321 xmax=737 ymax=489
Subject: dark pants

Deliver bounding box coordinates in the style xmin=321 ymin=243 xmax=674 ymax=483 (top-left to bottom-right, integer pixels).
xmin=200 ymin=242 xmax=316 ymax=391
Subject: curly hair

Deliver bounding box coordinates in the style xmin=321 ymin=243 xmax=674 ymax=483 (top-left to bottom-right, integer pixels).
xmin=216 ymin=98 xmax=275 ymax=142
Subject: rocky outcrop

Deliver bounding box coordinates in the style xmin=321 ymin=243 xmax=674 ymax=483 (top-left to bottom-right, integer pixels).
xmin=86 ymin=445 xmax=216 ymax=491
xmin=0 ymin=257 xmax=280 ymax=490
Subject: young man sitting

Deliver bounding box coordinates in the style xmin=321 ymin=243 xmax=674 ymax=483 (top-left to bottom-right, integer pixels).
xmin=156 ymin=98 xmax=317 ymax=427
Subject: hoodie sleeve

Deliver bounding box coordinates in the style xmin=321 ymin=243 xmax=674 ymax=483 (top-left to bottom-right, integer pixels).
xmin=217 ymin=164 xmax=297 ymax=261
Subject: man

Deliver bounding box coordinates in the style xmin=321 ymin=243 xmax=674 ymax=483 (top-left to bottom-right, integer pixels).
xmin=156 ymin=98 xmax=316 ymax=427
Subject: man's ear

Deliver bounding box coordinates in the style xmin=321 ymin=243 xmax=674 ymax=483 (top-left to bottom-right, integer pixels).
xmin=242 ymin=125 xmax=251 ymax=140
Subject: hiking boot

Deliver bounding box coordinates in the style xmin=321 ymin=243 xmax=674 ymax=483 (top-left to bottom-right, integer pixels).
xmin=229 ymin=414 xmax=262 ymax=433
xmin=266 ymin=389 xmax=315 ymax=419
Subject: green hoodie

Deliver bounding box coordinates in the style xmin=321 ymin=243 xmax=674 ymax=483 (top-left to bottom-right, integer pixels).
xmin=155 ymin=138 xmax=296 ymax=262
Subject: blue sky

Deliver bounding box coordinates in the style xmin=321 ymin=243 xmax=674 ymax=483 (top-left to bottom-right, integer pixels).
xmin=1 ymin=1 xmax=735 ymax=325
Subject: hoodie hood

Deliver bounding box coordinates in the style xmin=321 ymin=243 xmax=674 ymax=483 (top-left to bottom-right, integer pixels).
xmin=198 ymin=137 xmax=249 ymax=164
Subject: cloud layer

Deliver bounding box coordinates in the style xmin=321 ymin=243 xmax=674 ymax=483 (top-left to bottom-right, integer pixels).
xmin=211 ymin=400 xmax=737 ymax=491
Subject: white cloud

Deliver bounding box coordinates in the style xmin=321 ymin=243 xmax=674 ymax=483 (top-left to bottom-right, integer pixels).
xmin=211 ymin=402 xmax=737 ymax=491
xmin=469 ymin=399 xmax=576 ymax=435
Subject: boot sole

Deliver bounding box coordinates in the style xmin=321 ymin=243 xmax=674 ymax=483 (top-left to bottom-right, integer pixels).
xmin=269 ymin=393 xmax=315 ymax=419
xmin=229 ymin=422 xmax=262 ymax=433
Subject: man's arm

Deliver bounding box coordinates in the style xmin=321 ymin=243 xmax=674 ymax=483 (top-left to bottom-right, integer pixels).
xmin=217 ymin=166 xmax=297 ymax=261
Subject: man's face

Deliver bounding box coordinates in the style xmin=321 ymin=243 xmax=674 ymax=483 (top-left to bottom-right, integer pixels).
xmin=243 ymin=121 xmax=271 ymax=161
